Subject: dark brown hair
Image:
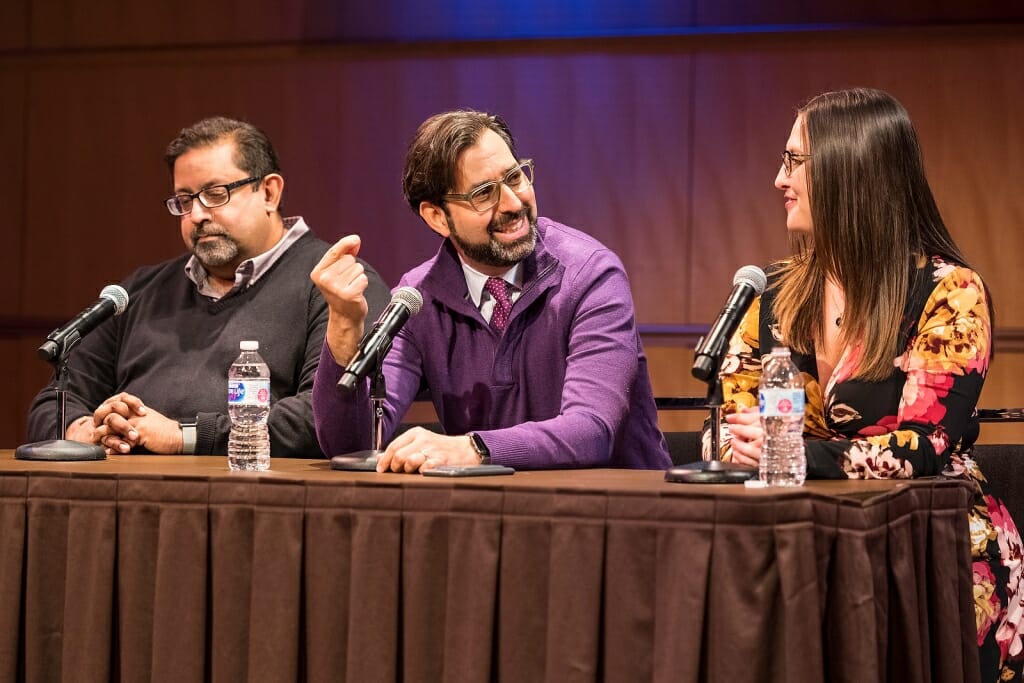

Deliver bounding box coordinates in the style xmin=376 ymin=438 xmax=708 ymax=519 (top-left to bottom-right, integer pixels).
xmin=164 ymin=117 xmax=282 ymax=211
xmin=402 ymin=110 xmax=517 ymax=212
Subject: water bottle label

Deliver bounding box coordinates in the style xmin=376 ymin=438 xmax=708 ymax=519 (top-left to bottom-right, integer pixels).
xmin=228 ymin=379 xmax=271 ymax=406
xmin=759 ymin=388 xmax=805 ymax=417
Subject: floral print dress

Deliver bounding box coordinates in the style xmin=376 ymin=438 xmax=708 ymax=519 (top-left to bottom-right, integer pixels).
xmin=704 ymin=256 xmax=1023 ymax=681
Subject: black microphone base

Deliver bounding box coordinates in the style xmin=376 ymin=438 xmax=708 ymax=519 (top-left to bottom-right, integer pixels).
xmin=330 ymin=449 xmax=382 ymax=471
xmin=665 ymin=459 xmax=757 ymax=484
xmin=15 ymin=440 xmax=106 ymax=461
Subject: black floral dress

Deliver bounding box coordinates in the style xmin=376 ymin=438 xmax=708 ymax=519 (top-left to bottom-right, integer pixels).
xmin=704 ymin=256 xmax=1023 ymax=681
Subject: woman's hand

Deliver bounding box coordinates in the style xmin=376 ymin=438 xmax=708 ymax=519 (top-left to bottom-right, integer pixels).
xmin=725 ymin=405 xmax=763 ymax=468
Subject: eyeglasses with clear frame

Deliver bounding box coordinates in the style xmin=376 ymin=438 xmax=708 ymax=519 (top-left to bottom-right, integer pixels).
xmin=164 ymin=176 xmax=262 ymax=216
xmin=781 ymin=151 xmax=811 ymax=176
xmin=442 ymin=160 xmax=534 ymax=212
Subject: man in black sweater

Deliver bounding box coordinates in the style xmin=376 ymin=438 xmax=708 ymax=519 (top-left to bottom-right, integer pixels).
xmin=26 ymin=117 xmax=390 ymax=457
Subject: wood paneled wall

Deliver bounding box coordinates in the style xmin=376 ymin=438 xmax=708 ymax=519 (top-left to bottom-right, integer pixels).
xmin=2 ymin=6 xmax=1022 ymax=446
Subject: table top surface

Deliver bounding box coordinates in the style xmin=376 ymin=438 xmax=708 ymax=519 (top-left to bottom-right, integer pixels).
xmin=0 ymin=449 xmax=956 ymax=504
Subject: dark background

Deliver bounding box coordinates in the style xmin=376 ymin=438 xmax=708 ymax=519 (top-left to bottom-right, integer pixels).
xmin=2 ymin=0 xmax=1022 ymax=446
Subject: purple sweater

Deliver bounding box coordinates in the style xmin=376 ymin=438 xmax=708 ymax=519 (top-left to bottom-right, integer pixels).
xmin=313 ymin=218 xmax=670 ymax=470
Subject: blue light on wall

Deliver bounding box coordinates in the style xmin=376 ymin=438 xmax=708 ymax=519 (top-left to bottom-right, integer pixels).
xmin=306 ymin=0 xmax=1020 ymax=43
xmin=320 ymin=0 xmax=701 ymax=41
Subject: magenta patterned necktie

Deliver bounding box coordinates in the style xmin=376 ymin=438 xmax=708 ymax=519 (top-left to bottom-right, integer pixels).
xmin=484 ymin=277 xmax=512 ymax=331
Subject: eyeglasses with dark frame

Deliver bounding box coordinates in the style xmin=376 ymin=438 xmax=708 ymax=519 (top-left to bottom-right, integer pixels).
xmin=164 ymin=176 xmax=263 ymax=216
xmin=781 ymin=150 xmax=811 ymax=176
xmin=442 ymin=160 xmax=534 ymax=212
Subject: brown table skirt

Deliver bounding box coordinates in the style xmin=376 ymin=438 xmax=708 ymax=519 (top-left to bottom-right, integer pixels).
xmin=0 ymin=453 xmax=978 ymax=683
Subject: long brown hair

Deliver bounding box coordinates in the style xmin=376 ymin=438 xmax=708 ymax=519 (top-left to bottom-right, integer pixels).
xmin=774 ymin=88 xmax=973 ymax=380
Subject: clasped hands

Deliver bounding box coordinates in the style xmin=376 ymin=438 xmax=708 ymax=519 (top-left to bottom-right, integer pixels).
xmin=65 ymin=392 xmax=183 ymax=455
xmin=725 ymin=405 xmax=764 ymax=468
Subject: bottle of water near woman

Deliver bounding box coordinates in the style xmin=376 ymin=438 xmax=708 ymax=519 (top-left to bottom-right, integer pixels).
xmin=759 ymin=346 xmax=807 ymax=486
xmin=228 ymin=340 xmax=271 ymax=471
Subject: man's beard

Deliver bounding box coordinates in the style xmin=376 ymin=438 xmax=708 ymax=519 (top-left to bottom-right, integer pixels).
xmin=447 ymin=206 xmax=538 ymax=269
xmin=191 ymin=223 xmax=240 ymax=268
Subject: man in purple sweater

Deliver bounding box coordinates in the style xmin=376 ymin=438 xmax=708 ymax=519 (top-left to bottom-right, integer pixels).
xmin=311 ymin=110 xmax=669 ymax=471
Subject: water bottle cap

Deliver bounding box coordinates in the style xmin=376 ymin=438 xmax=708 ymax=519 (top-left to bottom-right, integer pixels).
xmin=240 ymin=340 xmax=259 ymax=351
xmin=770 ymin=346 xmax=790 ymax=357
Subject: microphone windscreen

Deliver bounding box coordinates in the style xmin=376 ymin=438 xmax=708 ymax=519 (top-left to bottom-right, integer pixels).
xmin=391 ymin=286 xmax=423 ymax=316
xmin=733 ymin=266 xmax=767 ymax=295
xmin=99 ymin=284 xmax=130 ymax=315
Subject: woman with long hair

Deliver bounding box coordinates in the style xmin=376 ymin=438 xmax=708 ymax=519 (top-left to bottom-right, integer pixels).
xmin=707 ymin=87 xmax=1022 ymax=680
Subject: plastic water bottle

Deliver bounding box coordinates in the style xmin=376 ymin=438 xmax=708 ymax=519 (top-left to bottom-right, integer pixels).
xmin=759 ymin=346 xmax=806 ymax=486
xmin=228 ymin=340 xmax=271 ymax=471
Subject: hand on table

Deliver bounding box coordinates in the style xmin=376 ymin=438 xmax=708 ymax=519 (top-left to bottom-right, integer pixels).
xmin=377 ymin=427 xmax=482 ymax=473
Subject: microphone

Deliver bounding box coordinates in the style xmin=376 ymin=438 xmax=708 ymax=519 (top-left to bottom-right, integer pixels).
xmin=691 ymin=266 xmax=767 ymax=383
xmin=339 ymin=286 xmax=423 ymax=391
xmin=38 ymin=285 xmax=130 ymax=363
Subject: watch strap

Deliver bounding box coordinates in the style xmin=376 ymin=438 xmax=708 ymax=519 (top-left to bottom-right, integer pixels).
xmin=180 ymin=420 xmax=198 ymax=454
xmin=467 ymin=432 xmax=491 ymax=464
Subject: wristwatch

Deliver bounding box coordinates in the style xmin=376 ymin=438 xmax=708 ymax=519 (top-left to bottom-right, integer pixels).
xmin=467 ymin=432 xmax=490 ymax=464
xmin=180 ymin=420 xmax=198 ymax=454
